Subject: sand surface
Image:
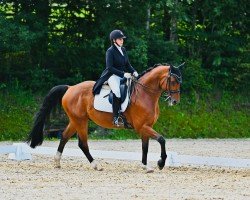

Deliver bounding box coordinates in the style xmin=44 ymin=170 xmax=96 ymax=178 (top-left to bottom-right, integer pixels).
xmin=0 ymin=139 xmax=250 ymax=200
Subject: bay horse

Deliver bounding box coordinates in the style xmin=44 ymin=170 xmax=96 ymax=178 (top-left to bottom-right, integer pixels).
xmin=27 ymin=64 xmax=182 ymax=173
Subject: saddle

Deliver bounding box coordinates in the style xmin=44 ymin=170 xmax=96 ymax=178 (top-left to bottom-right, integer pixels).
xmin=93 ymin=77 xmax=134 ymax=129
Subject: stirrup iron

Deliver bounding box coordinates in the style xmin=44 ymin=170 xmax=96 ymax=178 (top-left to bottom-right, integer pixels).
xmin=113 ymin=116 xmax=124 ymax=127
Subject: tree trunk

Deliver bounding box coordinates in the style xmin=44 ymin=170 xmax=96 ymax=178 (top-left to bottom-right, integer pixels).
xmin=146 ymin=5 xmax=151 ymax=31
xmin=162 ymin=4 xmax=171 ymax=40
xmin=34 ymin=0 xmax=50 ymax=68
xmin=170 ymin=0 xmax=178 ymax=42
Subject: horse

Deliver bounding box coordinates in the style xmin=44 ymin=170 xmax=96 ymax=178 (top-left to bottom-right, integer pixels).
xmin=27 ymin=64 xmax=182 ymax=173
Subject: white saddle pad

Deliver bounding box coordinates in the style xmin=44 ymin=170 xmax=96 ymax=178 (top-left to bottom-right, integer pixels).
xmin=94 ymin=84 xmax=130 ymax=113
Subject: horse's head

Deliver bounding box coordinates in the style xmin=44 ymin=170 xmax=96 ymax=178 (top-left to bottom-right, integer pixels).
xmin=160 ymin=64 xmax=183 ymax=106
xmin=136 ymin=63 xmax=183 ymax=106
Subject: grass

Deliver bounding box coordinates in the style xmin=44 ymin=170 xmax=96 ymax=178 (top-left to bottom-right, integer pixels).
xmin=0 ymin=87 xmax=38 ymax=141
xmin=155 ymin=93 xmax=250 ymax=138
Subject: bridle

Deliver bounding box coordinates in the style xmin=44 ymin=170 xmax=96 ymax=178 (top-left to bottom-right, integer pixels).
xmin=164 ymin=71 xmax=182 ymax=102
xmin=132 ymin=70 xmax=182 ymax=103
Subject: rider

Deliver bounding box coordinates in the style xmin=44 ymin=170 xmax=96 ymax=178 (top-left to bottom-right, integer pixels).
xmin=93 ymin=29 xmax=139 ymax=126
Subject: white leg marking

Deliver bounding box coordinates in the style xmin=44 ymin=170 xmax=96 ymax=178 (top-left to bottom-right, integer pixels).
xmin=91 ymin=160 xmax=103 ymax=171
xmin=54 ymin=151 xmax=62 ymax=168
xmin=142 ymin=164 xmax=154 ymax=173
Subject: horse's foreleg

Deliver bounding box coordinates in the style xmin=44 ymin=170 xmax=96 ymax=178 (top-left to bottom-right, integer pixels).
xmin=55 ymin=123 xmax=76 ymax=168
xmin=141 ymin=137 xmax=149 ymax=166
xmin=140 ymin=126 xmax=167 ymax=170
xmin=141 ymin=137 xmax=154 ymax=173
xmin=156 ymin=135 xmax=167 ymax=170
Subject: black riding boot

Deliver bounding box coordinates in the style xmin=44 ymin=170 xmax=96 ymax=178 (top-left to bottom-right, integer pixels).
xmin=112 ymin=94 xmax=122 ymax=126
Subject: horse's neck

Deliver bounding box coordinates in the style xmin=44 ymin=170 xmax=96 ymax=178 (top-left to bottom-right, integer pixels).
xmin=135 ymin=74 xmax=162 ymax=104
xmin=140 ymin=73 xmax=162 ymax=93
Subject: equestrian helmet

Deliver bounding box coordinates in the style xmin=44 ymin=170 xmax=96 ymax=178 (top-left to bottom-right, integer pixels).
xmin=110 ymin=30 xmax=126 ymax=41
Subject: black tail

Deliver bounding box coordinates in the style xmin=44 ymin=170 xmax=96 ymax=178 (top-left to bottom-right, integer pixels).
xmin=26 ymin=85 xmax=69 ymax=148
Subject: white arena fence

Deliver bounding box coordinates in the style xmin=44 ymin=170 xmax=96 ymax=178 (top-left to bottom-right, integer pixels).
xmin=0 ymin=143 xmax=250 ymax=168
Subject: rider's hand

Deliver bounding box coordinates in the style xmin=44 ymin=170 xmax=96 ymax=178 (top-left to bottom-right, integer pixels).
xmin=124 ymin=73 xmax=132 ymax=79
xmin=133 ymin=71 xmax=139 ymax=78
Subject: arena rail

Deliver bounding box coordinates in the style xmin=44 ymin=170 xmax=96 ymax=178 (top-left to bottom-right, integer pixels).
xmin=0 ymin=143 xmax=250 ymax=168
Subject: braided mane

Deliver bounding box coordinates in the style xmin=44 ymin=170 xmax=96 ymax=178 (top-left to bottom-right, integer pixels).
xmin=138 ymin=63 xmax=182 ymax=83
xmin=138 ymin=63 xmax=169 ymax=79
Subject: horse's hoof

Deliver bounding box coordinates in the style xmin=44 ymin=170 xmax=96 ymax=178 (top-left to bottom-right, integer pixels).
xmin=54 ymin=152 xmax=62 ymax=169
xmin=54 ymin=159 xmax=61 ymax=168
xmin=146 ymin=168 xmax=154 ymax=173
xmin=54 ymin=161 xmax=61 ymax=168
xmin=91 ymin=160 xmax=103 ymax=171
xmin=157 ymin=159 xmax=165 ymax=170
xmin=142 ymin=164 xmax=154 ymax=173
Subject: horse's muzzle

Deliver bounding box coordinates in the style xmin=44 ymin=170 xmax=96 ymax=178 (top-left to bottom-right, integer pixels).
xmin=172 ymin=99 xmax=177 ymax=105
xmin=168 ymin=98 xmax=178 ymax=106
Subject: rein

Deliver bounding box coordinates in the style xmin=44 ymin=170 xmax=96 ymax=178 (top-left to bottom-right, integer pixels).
xmin=132 ymin=78 xmax=163 ymax=94
xmin=132 ymin=73 xmax=181 ymax=93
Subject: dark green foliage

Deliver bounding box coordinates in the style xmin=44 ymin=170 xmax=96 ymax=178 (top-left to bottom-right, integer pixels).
xmin=180 ymin=59 xmax=210 ymax=93
xmin=0 ymin=0 xmax=249 ymax=93
xmin=0 ymin=1 xmax=249 ymax=140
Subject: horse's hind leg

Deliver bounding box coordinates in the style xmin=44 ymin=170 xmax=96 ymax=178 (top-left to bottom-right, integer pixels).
xmin=77 ymin=118 xmax=103 ymax=171
xmin=54 ymin=123 xmax=76 ymax=168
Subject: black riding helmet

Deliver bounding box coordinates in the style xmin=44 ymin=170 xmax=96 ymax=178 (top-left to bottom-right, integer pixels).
xmin=109 ymin=30 xmax=126 ymax=42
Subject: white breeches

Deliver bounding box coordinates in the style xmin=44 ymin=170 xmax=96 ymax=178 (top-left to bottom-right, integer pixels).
xmin=108 ymin=75 xmax=122 ymax=98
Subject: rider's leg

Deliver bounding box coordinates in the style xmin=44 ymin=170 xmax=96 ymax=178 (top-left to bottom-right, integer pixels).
xmin=108 ymin=75 xmax=121 ymax=98
xmin=112 ymin=94 xmax=121 ymax=125
xmin=108 ymin=75 xmax=122 ymax=126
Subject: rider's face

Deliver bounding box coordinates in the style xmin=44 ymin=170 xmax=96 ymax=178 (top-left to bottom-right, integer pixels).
xmin=114 ymin=38 xmax=124 ymax=46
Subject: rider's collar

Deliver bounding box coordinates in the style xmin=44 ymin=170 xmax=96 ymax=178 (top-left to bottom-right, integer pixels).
xmin=114 ymin=43 xmax=124 ymax=56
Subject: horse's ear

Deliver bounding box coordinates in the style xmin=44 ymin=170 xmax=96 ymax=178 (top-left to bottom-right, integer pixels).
xmin=177 ymin=62 xmax=185 ymax=71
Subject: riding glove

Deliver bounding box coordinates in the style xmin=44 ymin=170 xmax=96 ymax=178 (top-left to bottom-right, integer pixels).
xmin=133 ymin=71 xmax=139 ymax=77
xmin=124 ymin=73 xmax=132 ymax=78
